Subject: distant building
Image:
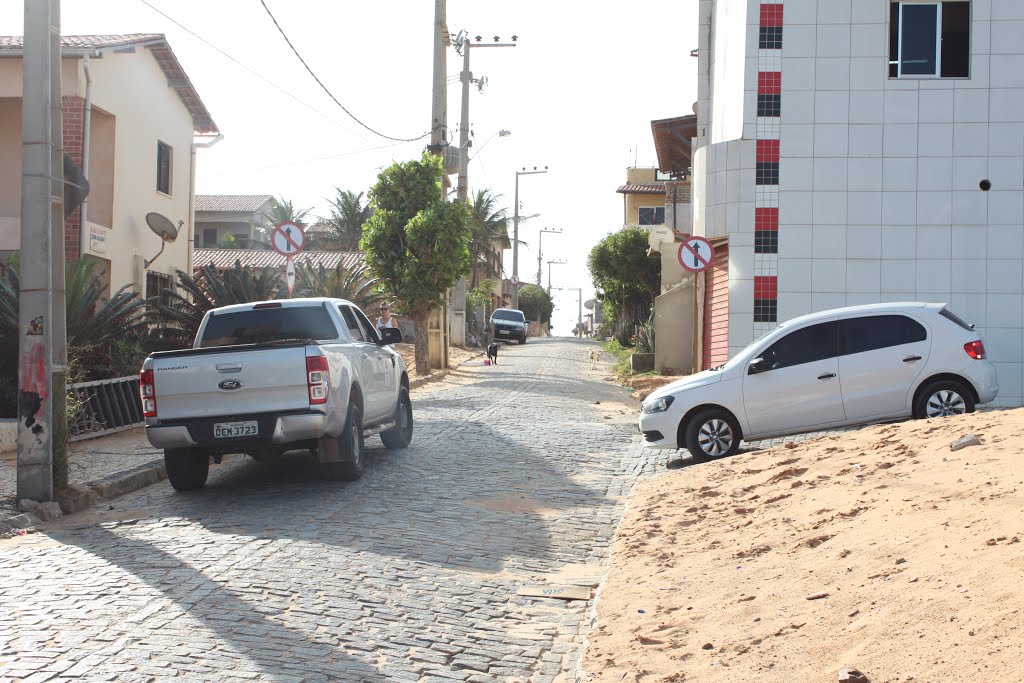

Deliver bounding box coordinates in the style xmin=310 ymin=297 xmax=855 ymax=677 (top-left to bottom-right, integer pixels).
xmin=194 ymin=195 xmax=273 ymax=249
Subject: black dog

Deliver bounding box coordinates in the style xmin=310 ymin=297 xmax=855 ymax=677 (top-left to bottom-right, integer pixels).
xmin=486 ymin=343 xmax=499 ymax=365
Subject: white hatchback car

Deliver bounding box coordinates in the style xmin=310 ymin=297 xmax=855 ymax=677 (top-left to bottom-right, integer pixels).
xmin=639 ymin=303 xmax=998 ymax=460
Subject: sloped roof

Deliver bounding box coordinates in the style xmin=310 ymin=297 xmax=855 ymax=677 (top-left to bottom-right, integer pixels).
xmin=193 ymin=248 xmax=364 ymax=272
xmin=651 ymin=114 xmax=697 ymax=178
xmin=195 ymin=195 xmax=273 ymax=213
xmin=0 ymin=34 xmax=218 ymax=134
xmin=616 ymin=183 xmax=666 ymax=195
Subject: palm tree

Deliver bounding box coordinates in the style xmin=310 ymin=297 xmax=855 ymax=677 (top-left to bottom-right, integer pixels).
xmin=152 ymin=261 xmax=283 ymax=347
xmin=292 ymin=262 xmax=384 ymax=309
xmin=251 ymin=196 xmax=313 ymax=245
xmin=0 ymin=256 xmax=150 ymax=378
xmin=318 ymin=189 xmax=373 ymax=251
xmin=468 ymin=189 xmax=512 ymax=289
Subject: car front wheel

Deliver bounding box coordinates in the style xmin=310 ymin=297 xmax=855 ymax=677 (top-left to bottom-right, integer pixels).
xmin=913 ymin=379 xmax=975 ymax=419
xmin=684 ymin=409 xmax=741 ymax=460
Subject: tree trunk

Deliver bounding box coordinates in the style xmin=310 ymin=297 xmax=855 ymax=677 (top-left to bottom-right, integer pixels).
xmin=412 ymin=309 xmax=431 ymax=376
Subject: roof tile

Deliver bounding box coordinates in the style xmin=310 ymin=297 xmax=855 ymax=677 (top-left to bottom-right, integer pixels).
xmin=194 ymin=195 xmax=274 ymax=213
xmin=193 ymin=249 xmax=365 ymax=272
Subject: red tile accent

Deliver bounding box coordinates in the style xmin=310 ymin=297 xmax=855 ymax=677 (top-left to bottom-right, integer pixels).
xmin=756 ymin=139 xmax=780 ymax=163
xmin=760 ymin=4 xmax=784 ymax=27
xmin=754 ymin=275 xmax=778 ymax=299
xmin=758 ymin=71 xmax=781 ymax=94
xmin=755 ymin=208 xmax=779 ymax=231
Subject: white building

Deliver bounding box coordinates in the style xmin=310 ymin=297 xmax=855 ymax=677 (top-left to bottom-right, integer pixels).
xmin=692 ymin=0 xmax=1024 ymax=405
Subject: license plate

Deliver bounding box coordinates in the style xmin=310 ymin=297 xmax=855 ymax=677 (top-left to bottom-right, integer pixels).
xmin=214 ymin=421 xmax=258 ymax=438
xmin=497 ymin=330 xmax=509 ymax=335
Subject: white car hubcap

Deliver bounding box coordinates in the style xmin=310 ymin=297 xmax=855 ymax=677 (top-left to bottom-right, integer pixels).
xmin=926 ymin=390 xmax=966 ymax=418
xmin=698 ymin=419 xmax=733 ymax=457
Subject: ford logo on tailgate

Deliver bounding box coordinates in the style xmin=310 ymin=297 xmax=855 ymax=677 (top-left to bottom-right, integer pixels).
xmin=218 ymin=380 xmax=243 ymax=391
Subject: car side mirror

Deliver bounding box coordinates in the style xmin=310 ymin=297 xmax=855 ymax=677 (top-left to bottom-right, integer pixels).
xmin=377 ymin=328 xmax=402 ymax=345
xmin=748 ymin=357 xmax=766 ymax=375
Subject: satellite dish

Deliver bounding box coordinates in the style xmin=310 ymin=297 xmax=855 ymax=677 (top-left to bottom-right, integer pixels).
xmin=144 ymin=212 xmax=182 ymax=268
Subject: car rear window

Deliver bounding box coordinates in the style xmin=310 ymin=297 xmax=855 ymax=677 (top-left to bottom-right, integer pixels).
xmin=199 ymin=306 xmax=339 ymax=348
xmin=939 ymin=307 xmax=975 ymax=331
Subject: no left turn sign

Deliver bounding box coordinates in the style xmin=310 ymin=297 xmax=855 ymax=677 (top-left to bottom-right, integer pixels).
xmin=271 ymin=221 xmax=307 ymax=257
xmin=677 ymin=235 xmax=715 ymax=273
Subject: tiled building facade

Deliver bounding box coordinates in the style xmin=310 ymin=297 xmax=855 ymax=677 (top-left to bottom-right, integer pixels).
xmin=692 ymin=0 xmax=1024 ymax=405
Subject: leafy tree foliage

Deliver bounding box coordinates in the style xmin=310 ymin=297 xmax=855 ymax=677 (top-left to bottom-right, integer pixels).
xmin=517 ymin=283 xmax=554 ymax=324
xmin=587 ymin=227 xmax=661 ymax=338
xmin=153 ymin=262 xmax=283 ymax=348
xmin=252 ymin=196 xmax=312 ymax=245
xmin=361 ymin=153 xmax=471 ymax=374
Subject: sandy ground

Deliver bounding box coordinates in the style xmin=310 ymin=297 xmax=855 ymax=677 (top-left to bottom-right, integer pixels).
xmin=583 ymin=409 xmax=1024 ymax=682
xmin=393 ymin=342 xmax=480 ymax=381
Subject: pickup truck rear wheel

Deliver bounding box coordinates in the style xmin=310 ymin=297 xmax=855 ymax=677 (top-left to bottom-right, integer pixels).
xmin=164 ymin=448 xmax=210 ymax=491
xmin=324 ymin=402 xmax=365 ymax=481
xmin=381 ymin=387 xmax=414 ymax=449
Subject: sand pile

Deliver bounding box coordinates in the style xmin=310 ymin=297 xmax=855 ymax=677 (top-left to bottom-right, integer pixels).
xmin=584 ymin=410 xmax=1024 ymax=682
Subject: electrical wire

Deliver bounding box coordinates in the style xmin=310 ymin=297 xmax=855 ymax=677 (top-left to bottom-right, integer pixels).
xmin=258 ymin=0 xmax=430 ymax=143
xmin=136 ymin=0 xmax=354 ymax=131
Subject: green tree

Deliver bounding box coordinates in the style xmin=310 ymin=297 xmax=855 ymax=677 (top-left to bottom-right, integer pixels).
xmin=587 ymin=227 xmax=661 ymax=338
xmin=361 ymin=153 xmax=471 ymax=374
xmin=153 ymin=261 xmax=283 ymax=348
xmin=467 ymin=189 xmax=511 ymax=289
xmin=317 ymin=189 xmax=373 ymax=251
xmin=252 ymin=196 xmax=312 ymax=245
xmin=517 ymin=283 xmax=554 ymax=324
xmin=292 ymin=261 xmax=384 ymax=310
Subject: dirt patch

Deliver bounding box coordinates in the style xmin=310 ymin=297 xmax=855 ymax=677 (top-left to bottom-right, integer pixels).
xmin=623 ymin=374 xmax=686 ymax=401
xmin=394 ymin=343 xmax=481 ymax=381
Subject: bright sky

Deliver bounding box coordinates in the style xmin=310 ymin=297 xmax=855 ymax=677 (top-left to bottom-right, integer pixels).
xmin=3 ymin=0 xmax=697 ymax=336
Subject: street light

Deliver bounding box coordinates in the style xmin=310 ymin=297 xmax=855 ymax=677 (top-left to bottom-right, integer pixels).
xmin=536 ymin=228 xmax=562 ymax=286
xmin=513 ymin=166 xmax=548 ymax=310
xmin=546 ymin=259 xmax=566 ymax=293
xmin=469 ymin=129 xmax=511 ymax=160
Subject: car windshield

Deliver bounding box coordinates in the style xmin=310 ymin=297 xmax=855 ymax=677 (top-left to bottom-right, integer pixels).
xmin=199 ymin=306 xmax=339 ymax=348
xmin=492 ymin=310 xmax=525 ymax=322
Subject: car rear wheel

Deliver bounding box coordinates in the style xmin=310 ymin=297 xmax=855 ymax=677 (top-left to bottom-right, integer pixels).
xmin=381 ymin=387 xmax=414 ymax=449
xmin=323 ymin=402 xmax=365 ymax=481
xmin=164 ymin=448 xmax=210 ymax=491
xmin=684 ymin=409 xmax=741 ymax=460
xmin=914 ymin=379 xmax=975 ymax=419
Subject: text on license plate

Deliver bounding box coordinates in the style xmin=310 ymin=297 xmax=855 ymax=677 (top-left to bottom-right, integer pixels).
xmin=497 ymin=330 xmax=509 ymax=335
xmin=214 ymin=421 xmax=258 ymax=438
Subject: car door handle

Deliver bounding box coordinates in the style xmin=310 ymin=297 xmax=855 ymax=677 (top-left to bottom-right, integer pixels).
xmin=903 ymin=355 xmax=922 ymax=363
xmin=818 ymin=373 xmax=836 ymax=380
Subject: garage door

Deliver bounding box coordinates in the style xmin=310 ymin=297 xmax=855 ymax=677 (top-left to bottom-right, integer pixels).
xmin=702 ymin=244 xmax=729 ymax=369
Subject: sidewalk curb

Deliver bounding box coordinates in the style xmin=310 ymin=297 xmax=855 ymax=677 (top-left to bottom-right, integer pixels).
xmin=2 ymin=349 xmax=485 ymax=536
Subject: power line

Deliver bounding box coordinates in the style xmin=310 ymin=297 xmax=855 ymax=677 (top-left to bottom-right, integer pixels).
xmin=136 ymin=0 xmax=356 ymax=132
xmin=258 ymin=0 xmax=430 ymax=143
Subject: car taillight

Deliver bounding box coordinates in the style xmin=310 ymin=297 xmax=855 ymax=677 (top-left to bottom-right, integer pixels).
xmin=306 ymin=356 xmax=329 ymax=404
xmin=139 ymin=369 xmax=157 ymax=417
xmin=964 ymin=340 xmax=986 ymax=360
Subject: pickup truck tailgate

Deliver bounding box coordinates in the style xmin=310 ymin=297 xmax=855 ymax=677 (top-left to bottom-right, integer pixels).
xmin=153 ymin=346 xmax=311 ymax=420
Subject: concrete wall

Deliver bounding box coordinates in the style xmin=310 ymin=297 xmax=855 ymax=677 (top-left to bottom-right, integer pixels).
xmin=655 ymin=276 xmax=696 ymax=374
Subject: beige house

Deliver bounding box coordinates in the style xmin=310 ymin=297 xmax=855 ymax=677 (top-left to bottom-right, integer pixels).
xmin=0 ymin=34 xmax=219 ymax=299
xmin=194 ymin=195 xmax=273 ymax=249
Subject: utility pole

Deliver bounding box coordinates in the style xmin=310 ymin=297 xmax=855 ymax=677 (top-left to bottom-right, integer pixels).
xmin=429 ymin=0 xmax=449 ymax=369
xmin=19 ymin=0 xmax=66 ymax=502
xmin=536 ymin=228 xmax=561 ymax=286
xmin=512 ymin=166 xmax=547 ymax=310
xmin=546 ymin=259 xmax=565 ymax=294
xmin=453 ymin=34 xmax=515 ymax=345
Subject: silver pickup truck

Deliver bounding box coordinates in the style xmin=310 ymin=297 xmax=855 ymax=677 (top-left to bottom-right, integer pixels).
xmin=140 ymin=298 xmax=412 ymax=491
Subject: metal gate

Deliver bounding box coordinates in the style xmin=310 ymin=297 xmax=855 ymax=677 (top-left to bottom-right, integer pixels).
xmin=68 ymin=375 xmax=143 ymax=441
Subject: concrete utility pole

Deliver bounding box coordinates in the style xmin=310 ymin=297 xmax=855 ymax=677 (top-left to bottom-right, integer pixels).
xmin=512 ymin=166 xmax=547 ymax=310
xmin=18 ymin=0 xmax=66 ymax=502
xmin=452 ymin=34 xmax=515 ymax=345
xmin=536 ymin=228 xmax=561 ymax=286
xmin=546 ymin=259 xmax=565 ymax=294
xmin=429 ymin=0 xmax=449 ymax=369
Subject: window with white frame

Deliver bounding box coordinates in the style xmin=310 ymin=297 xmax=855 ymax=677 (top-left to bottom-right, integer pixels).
xmin=889 ymin=1 xmax=970 ymax=78
xmin=637 ymin=206 xmax=665 ymax=226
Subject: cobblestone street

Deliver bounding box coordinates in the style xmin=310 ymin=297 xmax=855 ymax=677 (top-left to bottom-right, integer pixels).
xmin=0 ymin=338 xmax=669 ymax=683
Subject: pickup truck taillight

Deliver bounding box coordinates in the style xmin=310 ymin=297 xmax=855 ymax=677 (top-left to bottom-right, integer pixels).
xmin=139 ymin=369 xmax=157 ymax=417
xmin=964 ymin=340 xmax=987 ymax=360
xmin=306 ymin=356 xmax=329 ymax=404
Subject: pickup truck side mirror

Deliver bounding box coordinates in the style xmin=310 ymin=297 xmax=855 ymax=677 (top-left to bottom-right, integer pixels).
xmin=377 ymin=328 xmax=402 ymax=345
xmin=748 ymin=357 xmax=767 ymax=375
